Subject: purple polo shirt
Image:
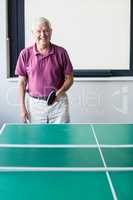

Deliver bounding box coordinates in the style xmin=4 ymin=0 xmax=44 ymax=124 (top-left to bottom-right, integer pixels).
xmin=15 ymin=43 xmax=73 ymax=97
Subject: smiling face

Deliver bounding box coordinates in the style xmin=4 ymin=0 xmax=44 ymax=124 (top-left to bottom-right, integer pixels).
xmin=33 ymin=22 xmax=52 ymax=49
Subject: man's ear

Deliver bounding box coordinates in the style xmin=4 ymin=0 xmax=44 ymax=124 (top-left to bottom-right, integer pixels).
xmin=31 ymin=30 xmax=34 ymax=36
xmin=32 ymin=30 xmax=36 ymax=40
xmin=50 ymin=28 xmax=52 ymax=36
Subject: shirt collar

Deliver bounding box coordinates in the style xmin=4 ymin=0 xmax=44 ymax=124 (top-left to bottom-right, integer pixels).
xmin=33 ymin=43 xmax=54 ymax=56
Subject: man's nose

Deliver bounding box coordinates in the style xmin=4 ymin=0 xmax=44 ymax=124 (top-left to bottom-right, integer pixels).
xmin=40 ymin=31 xmax=48 ymax=37
xmin=40 ymin=31 xmax=45 ymax=36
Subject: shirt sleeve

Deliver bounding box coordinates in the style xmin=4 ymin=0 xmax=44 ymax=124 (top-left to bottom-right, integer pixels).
xmin=62 ymin=49 xmax=73 ymax=75
xmin=15 ymin=49 xmax=27 ymax=76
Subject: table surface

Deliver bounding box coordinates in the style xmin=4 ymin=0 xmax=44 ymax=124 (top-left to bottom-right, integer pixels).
xmin=0 ymin=123 xmax=133 ymax=200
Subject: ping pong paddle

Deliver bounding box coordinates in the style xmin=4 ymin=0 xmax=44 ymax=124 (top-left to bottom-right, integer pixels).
xmin=46 ymin=90 xmax=56 ymax=105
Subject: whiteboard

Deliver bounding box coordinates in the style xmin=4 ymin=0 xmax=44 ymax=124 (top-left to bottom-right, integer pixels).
xmin=25 ymin=0 xmax=130 ymax=70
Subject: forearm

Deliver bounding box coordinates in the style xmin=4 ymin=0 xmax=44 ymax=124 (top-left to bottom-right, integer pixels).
xmin=18 ymin=77 xmax=26 ymax=109
xmin=18 ymin=76 xmax=29 ymax=122
xmin=56 ymin=74 xmax=73 ymax=97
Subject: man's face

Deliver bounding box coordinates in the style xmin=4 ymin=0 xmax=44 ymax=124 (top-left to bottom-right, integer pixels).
xmin=33 ymin=23 xmax=52 ymax=47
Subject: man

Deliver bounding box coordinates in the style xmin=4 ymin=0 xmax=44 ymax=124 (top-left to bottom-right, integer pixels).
xmin=15 ymin=17 xmax=73 ymax=123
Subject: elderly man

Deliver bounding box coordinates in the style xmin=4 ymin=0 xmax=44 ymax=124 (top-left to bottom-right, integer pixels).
xmin=15 ymin=17 xmax=73 ymax=123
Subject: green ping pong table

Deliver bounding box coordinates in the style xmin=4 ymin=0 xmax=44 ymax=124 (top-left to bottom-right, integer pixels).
xmin=0 ymin=123 xmax=133 ymax=200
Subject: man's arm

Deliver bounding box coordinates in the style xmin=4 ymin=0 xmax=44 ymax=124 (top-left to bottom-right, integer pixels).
xmin=56 ymin=73 xmax=73 ymax=100
xmin=18 ymin=76 xmax=29 ymax=123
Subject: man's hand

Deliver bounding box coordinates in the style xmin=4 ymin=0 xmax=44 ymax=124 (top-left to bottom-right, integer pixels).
xmin=55 ymin=90 xmax=65 ymax=102
xmin=55 ymin=73 xmax=73 ymax=102
xmin=20 ymin=105 xmax=29 ymax=123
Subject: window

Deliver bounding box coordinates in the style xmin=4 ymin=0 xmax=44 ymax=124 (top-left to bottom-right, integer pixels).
xmin=8 ymin=0 xmax=133 ymax=77
xmin=69 ymin=0 xmax=133 ymax=77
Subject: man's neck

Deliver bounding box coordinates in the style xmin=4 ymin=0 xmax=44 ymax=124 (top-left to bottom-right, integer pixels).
xmin=36 ymin=43 xmax=51 ymax=54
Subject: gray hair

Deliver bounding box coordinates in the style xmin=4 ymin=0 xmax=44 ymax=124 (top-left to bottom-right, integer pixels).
xmin=32 ymin=17 xmax=51 ymax=31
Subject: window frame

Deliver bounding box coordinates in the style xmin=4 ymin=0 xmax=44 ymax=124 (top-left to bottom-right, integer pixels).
xmin=8 ymin=0 xmax=25 ymax=77
xmin=8 ymin=0 xmax=133 ymax=77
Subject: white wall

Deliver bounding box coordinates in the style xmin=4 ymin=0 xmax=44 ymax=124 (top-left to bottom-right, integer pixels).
xmin=0 ymin=0 xmax=133 ymax=127
xmin=69 ymin=79 xmax=133 ymax=123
